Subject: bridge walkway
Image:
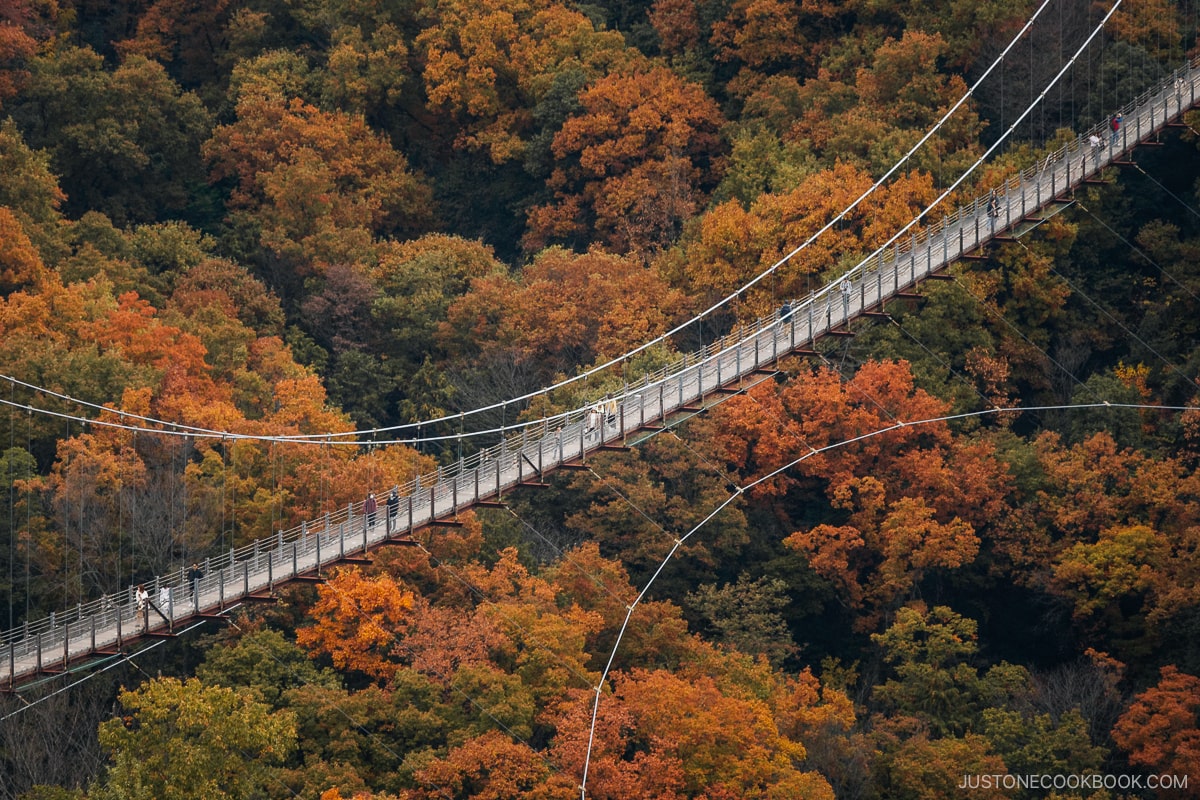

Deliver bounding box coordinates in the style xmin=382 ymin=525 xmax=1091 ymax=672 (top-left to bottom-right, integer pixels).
xmin=4 ymin=59 xmax=1197 ymax=691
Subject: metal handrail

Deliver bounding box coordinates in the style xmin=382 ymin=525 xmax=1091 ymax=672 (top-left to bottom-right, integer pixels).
xmin=3 ymin=58 xmax=1196 ymax=685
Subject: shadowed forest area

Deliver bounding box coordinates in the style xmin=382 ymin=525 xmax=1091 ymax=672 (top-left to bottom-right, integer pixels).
xmin=1 ymin=0 xmax=1199 ymax=797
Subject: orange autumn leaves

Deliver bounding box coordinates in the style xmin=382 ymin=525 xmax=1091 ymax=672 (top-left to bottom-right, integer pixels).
xmin=440 ymin=247 xmax=687 ymax=375
xmin=1112 ymin=665 xmax=1200 ymax=783
xmin=204 ymin=94 xmax=434 ymax=268
xmin=702 ymin=357 xmax=1200 ymax=658
xmin=294 ymin=536 xmax=847 ymax=800
xmin=701 ymin=359 xmax=1003 ymax=628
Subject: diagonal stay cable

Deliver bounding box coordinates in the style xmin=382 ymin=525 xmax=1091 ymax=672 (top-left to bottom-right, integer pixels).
xmin=499 ymin=506 xmax=636 ymax=609
xmin=579 ymin=398 xmax=1193 ymax=798
xmin=1128 ymin=162 xmax=1200 ymax=223
xmin=0 ymin=0 xmax=1061 ymax=447
xmin=1076 ymin=199 xmax=1200 ymax=305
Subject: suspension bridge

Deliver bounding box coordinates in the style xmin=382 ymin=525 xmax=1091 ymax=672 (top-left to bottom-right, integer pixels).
xmin=3 ymin=58 xmax=1198 ymax=692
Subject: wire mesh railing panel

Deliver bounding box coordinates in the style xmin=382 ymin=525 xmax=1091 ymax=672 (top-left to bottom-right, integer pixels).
xmin=6 ymin=59 xmax=1200 ymax=689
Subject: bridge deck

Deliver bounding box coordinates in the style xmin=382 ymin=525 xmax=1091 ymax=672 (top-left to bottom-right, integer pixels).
xmin=4 ymin=60 xmax=1198 ymax=691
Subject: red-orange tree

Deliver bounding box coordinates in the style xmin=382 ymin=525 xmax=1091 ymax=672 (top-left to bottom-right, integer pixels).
xmin=416 ymin=0 xmax=630 ymax=164
xmin=1112 ymin=665 xmax=1200 ymax=787
xmin=526 ymin=66 xmax=727 ymax=255
xmin=440 ymin=246 xmax=687 ymax=378
xmin=698 ymin=360 xmax=1011 ymax=627
xmin=204 ymin=95 xmax=433 ymax=268
xmin=296 ymin=567 xmax=415 ymax=683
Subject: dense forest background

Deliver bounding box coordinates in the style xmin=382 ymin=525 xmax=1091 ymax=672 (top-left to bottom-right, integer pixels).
xmin=2 ymin=0 xmax=1200 ymax=797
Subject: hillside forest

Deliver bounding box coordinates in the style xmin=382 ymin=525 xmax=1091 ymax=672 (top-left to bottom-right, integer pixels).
xmin=2 ymin=0 xmax=1200 ymax=797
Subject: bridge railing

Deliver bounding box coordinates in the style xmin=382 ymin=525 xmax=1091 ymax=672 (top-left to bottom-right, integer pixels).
xmin=5 ymin=58 xmax=1198 ymax=688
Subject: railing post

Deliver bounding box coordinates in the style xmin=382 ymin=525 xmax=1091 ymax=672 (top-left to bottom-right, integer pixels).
xmin=292 ymin=542 xmax=298 ymax=578
xmin=63 ymin=621 xmax=69 ymax=669
xmin=244 ymin=562 xmax=250 ymax=595
xmin=219 ymin=570 xmax=225 ymax=609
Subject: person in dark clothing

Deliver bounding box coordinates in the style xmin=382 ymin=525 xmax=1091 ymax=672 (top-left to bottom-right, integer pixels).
xmin=365 ymin=492 xmax=378 ymax=526
xmin=386 ymin=488 xmax=400 ymax=533
xmin=187 ymin=563 xmax=203 ymax=598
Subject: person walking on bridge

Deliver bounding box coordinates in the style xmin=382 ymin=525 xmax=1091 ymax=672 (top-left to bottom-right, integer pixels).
xmin=135 ymin=584 xmax=148 ymax=630
xmin=365 ymin=492 xmax=378 ymax=526
xmin=187 ymin=562 xmax=203 ymax=600
xmin=387 ymin=488 xmax=400 ymax=534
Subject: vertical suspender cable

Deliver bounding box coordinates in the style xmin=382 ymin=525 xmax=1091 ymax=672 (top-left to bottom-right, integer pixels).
xmin=63 ymin=417 xmax=69 ymax=608
xmin=77 ymin=428 xmax=84 ymax=605
xmin=117 ymin=423 xmax=123 ymax=600
xmin=25 ymin=403 xmax=31 ymax=621
xmin=220 ymin=435 xmax=227 ymax=554
xmin=7 ymin=378 xmax=14 ymax=630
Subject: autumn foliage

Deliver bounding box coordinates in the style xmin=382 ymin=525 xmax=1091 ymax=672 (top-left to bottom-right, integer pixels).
xmin=4 ymin=0 xmax=1200 ymax=797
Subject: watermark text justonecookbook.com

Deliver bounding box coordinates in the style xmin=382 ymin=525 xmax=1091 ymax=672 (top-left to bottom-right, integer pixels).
xmin=959 ymin=773 xmax=1189 ymax=791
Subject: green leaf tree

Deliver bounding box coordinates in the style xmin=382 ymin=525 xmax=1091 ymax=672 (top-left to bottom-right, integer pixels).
xmin=90 ymin=677 xmax=297 ymax=800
